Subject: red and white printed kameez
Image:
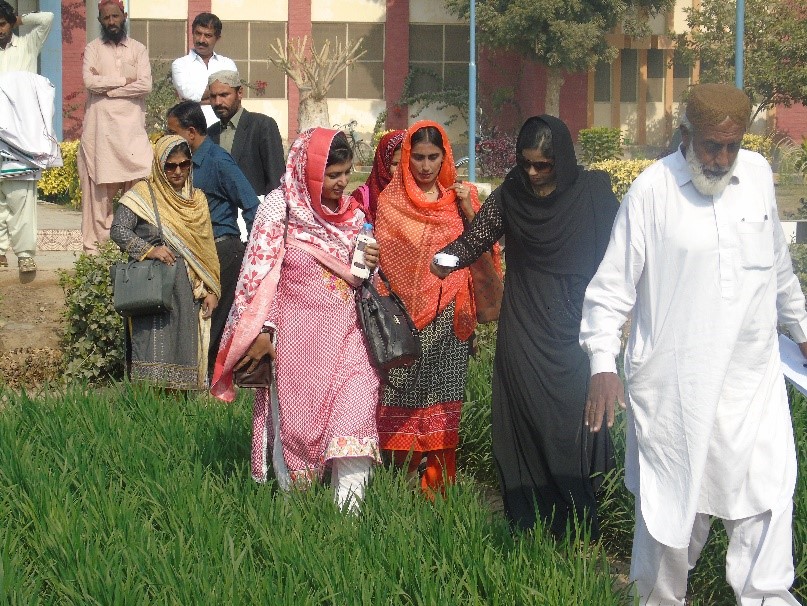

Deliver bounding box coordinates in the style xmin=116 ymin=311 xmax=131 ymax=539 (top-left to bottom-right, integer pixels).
xmin=212 ymin=128 xmax=380 ymax=486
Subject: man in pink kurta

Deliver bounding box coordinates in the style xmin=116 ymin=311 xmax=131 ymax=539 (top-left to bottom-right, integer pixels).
xmin=78 ymin=0 xmax=152 ymax=254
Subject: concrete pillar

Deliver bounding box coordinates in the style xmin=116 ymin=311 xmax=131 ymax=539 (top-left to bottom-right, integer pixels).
xmin=287 ymin=1 xmax=311 ymax=141
xmin=384 ymin=0 xmax=409 ymax=130
xmin=39 ymin=0 xmax=62 ymax=139
xmin=186 ymin=0 xmax=211 ymax=49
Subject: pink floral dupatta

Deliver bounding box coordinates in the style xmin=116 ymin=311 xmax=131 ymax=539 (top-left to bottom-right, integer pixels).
xmin=211 ymin=128 xmax=366 ymax=402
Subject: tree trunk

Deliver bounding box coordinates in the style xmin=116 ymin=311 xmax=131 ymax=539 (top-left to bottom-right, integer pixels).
xmin=544 ymin=68 xmax=564 ymax=117
xmin=298 ymin=94 xmax=330 ymax=131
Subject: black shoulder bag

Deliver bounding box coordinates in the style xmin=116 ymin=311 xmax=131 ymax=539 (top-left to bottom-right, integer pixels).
xmin=112 ymin=181 xmax=177 ymax=317
xmin=356 ymin=268 xmax=421 ymax=370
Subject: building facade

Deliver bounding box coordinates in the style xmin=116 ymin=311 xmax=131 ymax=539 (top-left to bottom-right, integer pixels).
xmin=8 ymin=0 xmax=807 ymax=147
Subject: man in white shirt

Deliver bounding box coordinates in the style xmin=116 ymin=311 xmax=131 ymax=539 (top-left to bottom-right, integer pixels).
xmin=580 ymin=83 xmax=807 ymax=605
xmin=0 ymin=1 xmax=53 ymax=274
xmin=171 ymin=13 xmax=236 ymax=127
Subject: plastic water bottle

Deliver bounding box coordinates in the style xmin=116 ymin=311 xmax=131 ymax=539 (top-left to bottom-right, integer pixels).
xmin=351 ymin=223 xmax=376 ymax=279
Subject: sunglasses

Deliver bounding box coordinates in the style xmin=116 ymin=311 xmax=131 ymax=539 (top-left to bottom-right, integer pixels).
xmin=164 ymin=159 xmax=192 ymax=172
xmin=519 ymin=158 xmax=555 ymax=174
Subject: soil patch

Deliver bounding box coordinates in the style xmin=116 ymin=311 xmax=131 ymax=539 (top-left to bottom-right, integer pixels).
xmin=0 ymin=269 xmax=65 ymax=387
xmin=0 ymin=269 xmax=65 ymax=354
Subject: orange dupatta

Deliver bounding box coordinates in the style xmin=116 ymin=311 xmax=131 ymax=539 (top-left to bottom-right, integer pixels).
xmin=375 ymin=120 xmax=480 ymax=341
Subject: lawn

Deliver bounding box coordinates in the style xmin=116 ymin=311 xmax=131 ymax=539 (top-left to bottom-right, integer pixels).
xmin=777 ymin=179 xmax=807 ymax=218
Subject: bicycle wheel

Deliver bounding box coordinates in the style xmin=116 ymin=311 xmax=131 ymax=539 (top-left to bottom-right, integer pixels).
xmin=353 ymin=140 xmax=374 ymax=168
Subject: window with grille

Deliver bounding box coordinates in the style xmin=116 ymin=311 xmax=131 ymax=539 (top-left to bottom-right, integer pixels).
xmin=311 ymin=22 xmax=384 ymax=99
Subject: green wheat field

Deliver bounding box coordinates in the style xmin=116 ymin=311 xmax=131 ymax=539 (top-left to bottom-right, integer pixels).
xmin=0 ymin=328 xmax=804 ymax=604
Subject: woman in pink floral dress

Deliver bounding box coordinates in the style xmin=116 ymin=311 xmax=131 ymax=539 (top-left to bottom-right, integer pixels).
xmin=212 ymin=128 xmax=381 ymax=512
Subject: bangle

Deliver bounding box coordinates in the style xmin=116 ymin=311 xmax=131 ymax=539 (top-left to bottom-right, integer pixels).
xmin=260 ymin=325 xmax=273 ymax=334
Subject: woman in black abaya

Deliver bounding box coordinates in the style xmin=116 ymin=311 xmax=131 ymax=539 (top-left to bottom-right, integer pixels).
xmin=432 ymin=115 xmax=618 ymax=538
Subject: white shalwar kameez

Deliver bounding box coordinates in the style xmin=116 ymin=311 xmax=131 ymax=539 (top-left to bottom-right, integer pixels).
xmin=580 ymin=148 xmax=806 ymax=605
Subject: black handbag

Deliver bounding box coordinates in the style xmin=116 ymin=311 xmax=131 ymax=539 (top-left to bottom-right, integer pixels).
xmin=356 ymin=269 xmax=421 ymax=370
xmin=112 ymin=181 xmax=177 ymax=317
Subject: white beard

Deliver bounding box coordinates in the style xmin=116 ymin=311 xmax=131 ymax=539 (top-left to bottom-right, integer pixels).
xmin=685 ymin=141 xmax=737 ymax=197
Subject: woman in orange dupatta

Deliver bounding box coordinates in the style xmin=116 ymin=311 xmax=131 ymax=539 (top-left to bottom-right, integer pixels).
xmin=375 ymin=120 xmax=500 ymax=495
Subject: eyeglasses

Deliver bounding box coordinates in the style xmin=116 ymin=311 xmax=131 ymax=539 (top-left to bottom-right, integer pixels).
xmin=164 ymin=160 xmax=192 ymax=172
xmin=519 ymin=158 xmax=555 ymax=174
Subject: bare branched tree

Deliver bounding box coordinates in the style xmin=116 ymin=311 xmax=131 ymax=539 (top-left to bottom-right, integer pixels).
xmin=269 ymin=36 xmax=365 ymax=132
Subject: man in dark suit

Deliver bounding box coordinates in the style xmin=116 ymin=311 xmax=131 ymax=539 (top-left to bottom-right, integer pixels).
xmin=207 ymin=70 xmax=285 ymax=195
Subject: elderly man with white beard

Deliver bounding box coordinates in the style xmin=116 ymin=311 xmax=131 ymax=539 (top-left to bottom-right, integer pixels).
xmin=580 ymin=83 xmax=807 ymax=605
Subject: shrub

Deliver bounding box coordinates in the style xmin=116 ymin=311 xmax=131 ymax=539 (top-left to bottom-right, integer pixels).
xmin=38 ymin=140 xmax=81 ymax=208
xmin=794 ymin=139 xmax=807 ymax=180
xmin=146 ymin=60 xmax=180 ymax=136
xmin=579 ymin=127 xmax=623 ymax=165
xmin=58 ymin=241 xmax=126 ymax=384
xmin=741 ymin=133 xmax=774 ymax=163
xmin=589 ymin=158 xmax=654 ymax=200
xmin=477 ymin=135 xmax=517 ymax=179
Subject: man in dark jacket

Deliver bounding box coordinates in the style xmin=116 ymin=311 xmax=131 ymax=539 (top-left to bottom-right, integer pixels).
xmin=207 ymin=70 xmax=285 ymax=196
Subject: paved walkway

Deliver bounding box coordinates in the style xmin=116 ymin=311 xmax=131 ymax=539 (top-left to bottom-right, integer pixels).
xmin=2 ymin=201 xmax=82 ymax=272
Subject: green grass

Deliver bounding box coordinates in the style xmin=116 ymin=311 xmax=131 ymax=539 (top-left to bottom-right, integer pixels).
xmin=459 ymin=326 xmax=807 ymax=604
xmin=0 ymin=383 xmax=625 ymax=605
xmin=583 ymin=391 xmax=807 ymax=605
xmin=3 ymin=329 xmax=805 ymax=603
xmin=776 ymin=181 xmax=807 ymax=218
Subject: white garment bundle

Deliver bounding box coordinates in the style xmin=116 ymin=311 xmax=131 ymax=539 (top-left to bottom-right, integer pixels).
xmin=0 ymin=71 xmax=62 ymax=171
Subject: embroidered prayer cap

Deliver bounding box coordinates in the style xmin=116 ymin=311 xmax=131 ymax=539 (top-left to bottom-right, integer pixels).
xmin=98 ymin=0 xmax=125 ymax=12
xmin=208 ymin=70 xmax=241 ymax=88
xmin=685 ymin=84 xmax=751 ymax=131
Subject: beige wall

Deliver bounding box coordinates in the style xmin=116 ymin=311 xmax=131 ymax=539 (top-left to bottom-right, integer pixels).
xmin=410 ymin=0 xmax=459 ymax=23
xmin=129 ymin=0 xmax=187 ymax=20
xmin=312 ymin=0 xmax=385 ymax=22
xmin=672 ymin=0 xmax=695 ymax=34
xmin=408 ymin=103 xmax=470 ymax=150
xmin=242 ymin=98 xmax=289 ymax=142
xmin=327 ymin=99 xmax=385 ymax=138
xmin=211 ymin=0 xmax=287 ymax=21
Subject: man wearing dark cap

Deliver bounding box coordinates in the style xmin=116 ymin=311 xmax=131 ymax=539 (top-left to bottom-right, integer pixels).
xmin=207 ymin=70 xmax=285 ymax=197
xmin=580 ymin=83 xmax=806 ymax=605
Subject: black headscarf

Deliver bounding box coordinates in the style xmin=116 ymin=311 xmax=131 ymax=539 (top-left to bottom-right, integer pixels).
xmin=499 ymin=115 xmax=615 ymax=276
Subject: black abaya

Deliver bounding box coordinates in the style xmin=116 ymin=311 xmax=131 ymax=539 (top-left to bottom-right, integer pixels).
xmin=440 ymin=115 xmax=619 ymax=537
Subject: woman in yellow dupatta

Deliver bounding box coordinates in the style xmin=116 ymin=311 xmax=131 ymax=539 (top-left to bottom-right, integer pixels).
xmin=111 ymin=135 xmax=221 ymax=390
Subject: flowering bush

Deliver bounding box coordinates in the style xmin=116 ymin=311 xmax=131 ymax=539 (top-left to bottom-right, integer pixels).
xmin=372 ymin=129 xmax=394 ymax=150
xmin=38 ymin=140 xmax=81 ymax=208
xmin=741 ymin=133 xmax=774 ymax=163
xmin=476 ymin=135 xmax=517 ymax=179
xmin=590 ymin=158 xmax=654 ymax=200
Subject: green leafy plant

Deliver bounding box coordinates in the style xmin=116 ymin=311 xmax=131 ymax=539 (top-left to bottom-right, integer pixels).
xmin=58 ymin=241 xmax=126 ymax=384
xmin=675 ymin=0 xmax=807 ymax=122
xmin=458 ymin=323 xmax=498 ymax=484
xmin=794 ymin=140 xmax=807 ymax=180
xmin=579 ymin=128 xmax=624 ymax=165
xmin=741 ymin=133 xmax=774 ymax=163
xmin=146 ymin=59 xmax=181 ymax=136
xmin=398 ymin=66 xmax=470 ymax=128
